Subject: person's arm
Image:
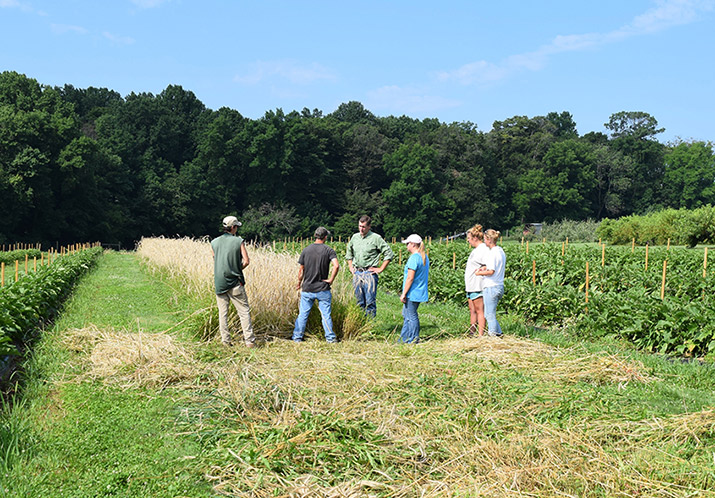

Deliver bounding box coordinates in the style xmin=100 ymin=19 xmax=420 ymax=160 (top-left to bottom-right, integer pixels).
xmin=400 ymin=269 xmax=416 ymax=303
xmin=241 ymin=243 xmax=250 ymax=269
xmin=325 ymin=258 xmax=340 ymax=285
xmin=296 ymin=264 xmax=304 ymax=291
xmin=373 ymin=258 xmax=390 ymax=274
xmin=477 ymin=251 xmax=494 ymax=276
xmin=346 ymin=259 xmax=355 ymax=274
xmin=371 ymin=237 xmax=394 ymax=274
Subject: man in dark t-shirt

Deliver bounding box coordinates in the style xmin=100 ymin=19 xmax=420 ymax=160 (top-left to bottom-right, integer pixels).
xmin=292 ymin=226 xmax=340 ymax=342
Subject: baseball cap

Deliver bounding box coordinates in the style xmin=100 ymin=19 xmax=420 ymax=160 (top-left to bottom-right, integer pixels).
xmin=402 ymin=234 xmax=422 ymax=244
xmin=222 ymin=216 xmax=242 ymax=228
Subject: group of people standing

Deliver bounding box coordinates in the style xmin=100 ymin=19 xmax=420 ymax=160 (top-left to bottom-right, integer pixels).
xmin=209 ymin=215 xmax=505 ymax=348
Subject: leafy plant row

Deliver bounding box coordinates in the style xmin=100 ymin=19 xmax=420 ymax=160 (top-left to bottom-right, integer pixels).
xmin=374 ymin=241 xmax=715 ymax=356
xmin=0 ymin=247 xmax=103 ymax=356
xmin=0 ymin=249 xmax=42 ymax=266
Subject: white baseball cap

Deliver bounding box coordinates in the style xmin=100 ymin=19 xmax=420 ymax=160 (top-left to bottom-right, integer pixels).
xmin=222 ymin=215 xmax=242 ymax=228
xmin=402 ymin=234 xmax=422 ymax=244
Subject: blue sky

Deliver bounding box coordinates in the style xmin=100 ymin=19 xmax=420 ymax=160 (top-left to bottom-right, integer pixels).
xmin=1 ymin=0 xmax=714 ymax=143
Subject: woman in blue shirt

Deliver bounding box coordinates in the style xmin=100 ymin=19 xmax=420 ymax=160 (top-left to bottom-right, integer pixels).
xmin=399 ymin=234 xmax=430 ymax=343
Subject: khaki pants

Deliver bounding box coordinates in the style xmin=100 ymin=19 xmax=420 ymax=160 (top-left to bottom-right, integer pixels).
xmin=216 ymin=284 xmax=255 ymax=345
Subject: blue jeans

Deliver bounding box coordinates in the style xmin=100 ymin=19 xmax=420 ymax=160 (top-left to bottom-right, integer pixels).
xmin=353 ymin=271 xmax=378 ymax=317
xmin=400 ymin=299 xmax=420 ymax=344
xmin=292 ymin=290 xmax=337 ymax=342
xmin=483 ymin=285 xmax=504 ymax=336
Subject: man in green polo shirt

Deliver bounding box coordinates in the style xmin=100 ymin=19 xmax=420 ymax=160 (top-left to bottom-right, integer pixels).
xmin=345 ymin=215 xmax=394 ymax=317
xmin=210 ymin=215 xmax=256 ymax=348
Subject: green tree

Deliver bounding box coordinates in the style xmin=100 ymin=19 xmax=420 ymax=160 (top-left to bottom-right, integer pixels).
xmin=605 ymin=111 xmax=666 ymax=214
xmin=662 ymin=141 xmax=715 ymax=209
xmin=513 ymin=139 xmax=597 ymax=222
xmin=382 ymin=143 xmax=455 ymax=237
xmin=0 ymin=71 xmax=82 ymax=244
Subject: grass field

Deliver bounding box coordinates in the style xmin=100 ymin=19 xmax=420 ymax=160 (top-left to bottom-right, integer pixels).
xmin=2 ymin=250 xmax=715 ymax=497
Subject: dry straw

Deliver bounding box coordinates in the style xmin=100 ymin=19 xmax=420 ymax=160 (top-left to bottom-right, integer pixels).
xmin=64 ymin=317 xmax=712 ymax=496
xmin=136 ymin=236 xmax=369 ymax=341
xmin=64 ymin=325 xmax=202 ymax=388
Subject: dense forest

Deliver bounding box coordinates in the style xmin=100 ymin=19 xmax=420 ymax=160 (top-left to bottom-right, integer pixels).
xmin=1 ymin=70 xmax=714 ymax=247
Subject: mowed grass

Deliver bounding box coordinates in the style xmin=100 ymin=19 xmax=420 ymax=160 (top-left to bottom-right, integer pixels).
xmin=1 ymin=251 xmax=212 ymax=497
xmin=2 ymin=251 xmax=715 ymax=497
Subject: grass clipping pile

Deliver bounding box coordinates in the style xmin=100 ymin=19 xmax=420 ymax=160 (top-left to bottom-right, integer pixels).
xmin=64 ymin=325 xmax=202 ymax=388
xmin=136 ymin=236 xmax=369 ymax=341
xmin=192 ymin=337 xmax=710 ymax=497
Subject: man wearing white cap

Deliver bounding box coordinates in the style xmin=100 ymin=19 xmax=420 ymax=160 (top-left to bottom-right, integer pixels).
xmin=210 ymin=215 xmax=256 ymax=348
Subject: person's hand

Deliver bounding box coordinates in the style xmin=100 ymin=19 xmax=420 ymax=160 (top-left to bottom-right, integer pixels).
xmin=370 ymin=267 xmax=382 ymax=274
xmin=400 ymin=293 xmax=407 ymax=303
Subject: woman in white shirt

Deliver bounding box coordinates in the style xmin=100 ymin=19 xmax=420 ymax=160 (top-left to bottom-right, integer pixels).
xmin=476 ymin=229 xmax=506 ymax=337
xmin=464 ymin=224 xmax=489 ymax=336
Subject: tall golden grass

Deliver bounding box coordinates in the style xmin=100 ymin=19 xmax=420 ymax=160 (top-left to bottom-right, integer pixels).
xmin=136 ymin=236 xmax=369 ymax=341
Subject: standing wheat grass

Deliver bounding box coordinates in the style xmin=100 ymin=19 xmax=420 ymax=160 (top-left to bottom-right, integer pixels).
xmin=137 ymin=236 xmax=368 ymax=341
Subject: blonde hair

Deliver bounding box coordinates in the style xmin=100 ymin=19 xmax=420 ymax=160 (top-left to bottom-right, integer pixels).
xmin=484 ymin=229 xmax=501 ymax=243
xmin=467 ymin=224 xmax=484 ymax=241
xmin=408 ymin=240 xmax=427 ymax=265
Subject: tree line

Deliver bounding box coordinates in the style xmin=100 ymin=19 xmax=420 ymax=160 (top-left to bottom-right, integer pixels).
xmin=1 ymin=70 xmax=714 ymax=247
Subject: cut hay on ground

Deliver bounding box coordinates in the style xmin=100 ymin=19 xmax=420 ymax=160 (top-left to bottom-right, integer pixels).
xmin=65 ymin=325 xmax=202 ymax=388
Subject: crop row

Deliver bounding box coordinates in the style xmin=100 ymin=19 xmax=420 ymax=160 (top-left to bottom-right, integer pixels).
xmin=328 ymin=240 xmax=712 ymax=356
xmin=0 ymin=249 xmax=42 ymax=266
xmin=0 ymin=247 xmax=103 ymax=356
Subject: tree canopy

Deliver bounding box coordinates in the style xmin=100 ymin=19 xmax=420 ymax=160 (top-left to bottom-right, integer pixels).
xmin=1 ymin=71 xmax=713 ymax=246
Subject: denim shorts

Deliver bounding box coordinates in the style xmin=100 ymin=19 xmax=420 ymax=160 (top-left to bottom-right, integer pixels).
xmin=467 ymin=291 xmax=483 ymax=300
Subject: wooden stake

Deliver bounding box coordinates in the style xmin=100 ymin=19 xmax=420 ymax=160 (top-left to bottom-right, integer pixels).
xmin=15 ymin=260 xmax=19 ymax=282
xmin=704 ymin=247 xmax=708 ymax=278
xmin=585 ymin=261 xmax=590 ymax=306
xmin=526 ymin=240 xmax=529 ymax=254
xmin=632 ymin=238 xmax=635 ymax=253
xmin=532 ymin=260 xmax=536 ymax=285
xmin=1 ymin=262 xmax=4 ymax=287
xmin=645 ymin=244 xmax=649 ymax=272
xmin=601 ymin=243 xmax=605 ymax=267
xmin=452 ymin=252 xmax=456 ymax=270
xmin=661 ymin=260 xmax=667 ymax=300
xmin=667 ymin=238 xmax=671 ymax=250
